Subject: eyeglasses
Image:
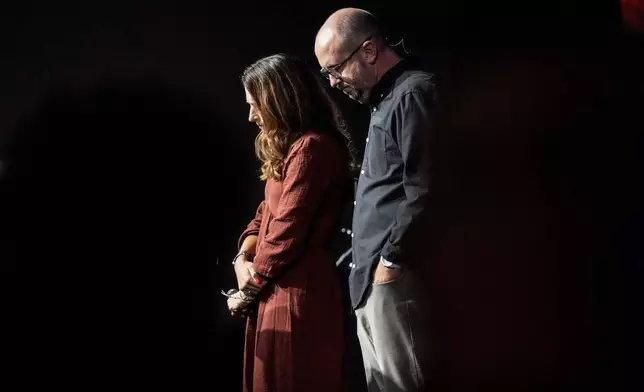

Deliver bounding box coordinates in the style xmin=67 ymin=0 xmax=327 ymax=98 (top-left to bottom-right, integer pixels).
xmin=320 ymin=36 xmax=372 ymax=80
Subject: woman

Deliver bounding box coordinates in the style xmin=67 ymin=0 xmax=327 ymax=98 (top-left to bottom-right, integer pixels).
xmin=228 ymin=54 xmax=357 ymax=392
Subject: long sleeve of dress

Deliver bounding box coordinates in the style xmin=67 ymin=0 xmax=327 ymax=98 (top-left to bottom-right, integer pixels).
xmin=251 ymin=135 xmax=340 ymax=279
xmin=237 ymin=200 xmax=265 ymax=249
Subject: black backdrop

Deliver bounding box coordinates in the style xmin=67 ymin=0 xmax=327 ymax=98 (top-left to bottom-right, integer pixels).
xmin=1 ymin=1 xmax=642 ymax=391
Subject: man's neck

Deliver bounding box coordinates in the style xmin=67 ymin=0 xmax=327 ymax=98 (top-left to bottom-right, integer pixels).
xmin=374 ymin=50 xmax=403 ymax=84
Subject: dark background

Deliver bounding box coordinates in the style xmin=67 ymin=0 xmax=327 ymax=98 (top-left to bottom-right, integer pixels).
xmin=1 ymin=0 xmax=642 ymax=391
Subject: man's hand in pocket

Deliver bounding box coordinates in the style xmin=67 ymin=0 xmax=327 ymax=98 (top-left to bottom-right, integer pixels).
xmin=373 ymin=257 xmax=403 ymax=284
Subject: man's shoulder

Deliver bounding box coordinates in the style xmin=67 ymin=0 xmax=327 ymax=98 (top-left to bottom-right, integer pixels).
xmin=395 ymin=69 xmax=436 ymax=97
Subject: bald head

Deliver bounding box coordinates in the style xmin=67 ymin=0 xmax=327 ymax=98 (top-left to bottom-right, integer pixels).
xmin=315 ymin=8 xmax=399 ymax=104
xmin=315 ymin=8 xmax=384 ymax=57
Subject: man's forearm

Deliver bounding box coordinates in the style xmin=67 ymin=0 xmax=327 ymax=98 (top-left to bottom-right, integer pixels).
xmin=380 ymin=186 xmax=429 ymax=265
xmin=382 ymin=87 xmax=434 ymax=264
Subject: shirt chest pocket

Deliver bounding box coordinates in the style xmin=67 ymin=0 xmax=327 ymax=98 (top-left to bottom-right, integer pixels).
xmin=365 ymin=124 xmax=398 ymax=177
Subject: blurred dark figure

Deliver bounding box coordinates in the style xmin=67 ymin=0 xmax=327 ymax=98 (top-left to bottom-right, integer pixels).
xmin=0 ymin=80 xmax=247 ymax=390
xmin=621 ymin=0 xmax=644 ymax=32
xmin=422 ymin=40 xmax=644 ymax=392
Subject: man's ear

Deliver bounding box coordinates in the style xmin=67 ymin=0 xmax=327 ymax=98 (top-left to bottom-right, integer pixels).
xmin=362 ymin=40 xmax=378 ymax=64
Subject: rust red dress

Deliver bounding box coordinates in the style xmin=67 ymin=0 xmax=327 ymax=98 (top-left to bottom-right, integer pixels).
xmin=237 ymin=131 xmax=348 ymax=392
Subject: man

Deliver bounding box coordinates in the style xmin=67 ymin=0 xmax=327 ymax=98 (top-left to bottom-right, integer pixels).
xmin=315 ymin=8 xmax=435 ymax=392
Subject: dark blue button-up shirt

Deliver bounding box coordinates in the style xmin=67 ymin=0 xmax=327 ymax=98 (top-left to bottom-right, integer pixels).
xmin=350 ymin=60 xmax=436 ymax=309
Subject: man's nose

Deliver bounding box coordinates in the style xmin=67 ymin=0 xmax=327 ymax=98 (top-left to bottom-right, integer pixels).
xmin=329 ymin=75 xmax=341 ymax=89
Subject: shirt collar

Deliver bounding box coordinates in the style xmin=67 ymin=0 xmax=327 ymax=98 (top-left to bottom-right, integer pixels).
xmin=368 ymin=58 xmax=411 ymax=106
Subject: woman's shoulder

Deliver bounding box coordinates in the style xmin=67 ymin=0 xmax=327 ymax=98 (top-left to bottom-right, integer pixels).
xmin=282 ymin=130 xmax=348 ymax=180
xmin=289 ymin=129 xmax=342 ymax=157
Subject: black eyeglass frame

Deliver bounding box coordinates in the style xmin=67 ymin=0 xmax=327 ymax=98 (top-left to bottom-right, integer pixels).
xmin=319 ymin=36 xmax=372 ymax=80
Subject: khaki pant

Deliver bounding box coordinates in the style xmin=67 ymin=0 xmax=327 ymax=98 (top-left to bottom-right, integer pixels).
xmin=355 ymin=267 xmax=430 ymax=392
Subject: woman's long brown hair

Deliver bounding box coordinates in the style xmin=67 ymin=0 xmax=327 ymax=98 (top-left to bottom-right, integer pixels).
xmin=241 ymin=54 xmax=358 ymax=181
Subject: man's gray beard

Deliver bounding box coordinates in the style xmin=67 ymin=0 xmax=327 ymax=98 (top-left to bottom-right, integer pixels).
xmin=341 ymin=85 xmax=368 ymax=104
xmin=356 ymin=92 xmax=369 ymax=105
